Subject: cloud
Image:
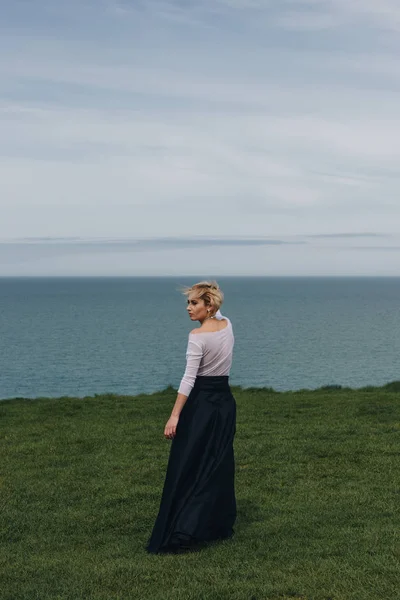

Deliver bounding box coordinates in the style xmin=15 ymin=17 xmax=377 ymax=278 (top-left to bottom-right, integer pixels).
xmin=306 ymin=233 xmax=387 ymax=239
xmin=0 ymin=236 xmax=306 ymax=275
xmin=326 ymin=0 xmax=400 ymax=31
xmin=1 ymin=0 xmax=399 ymax=274
xmin=350 ymin=246 xmax=400 ymax=252
xmin=0 ymin=236 xmax=306 ymax=249
xmin=1 ymin=100 xmax=398 ymax=232
xmin=2 ymin=232 xmax=400 ymax=276
xmin=270 ymin=0 xmax=400 ymax=32
xmin=109 ymin=0 xmax=400 ymax=33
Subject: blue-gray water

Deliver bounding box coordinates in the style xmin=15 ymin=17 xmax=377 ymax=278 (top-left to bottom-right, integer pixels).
xmin=1 ymin=277 xmax=399 ymax=400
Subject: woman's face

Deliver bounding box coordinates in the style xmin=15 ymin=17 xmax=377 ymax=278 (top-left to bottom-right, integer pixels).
xmin=187 ymin=293 xmax=210 ymax=322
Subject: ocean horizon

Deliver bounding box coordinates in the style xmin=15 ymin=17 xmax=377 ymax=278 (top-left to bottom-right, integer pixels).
xmin=1 ymin=276 xmax=399 ymax=400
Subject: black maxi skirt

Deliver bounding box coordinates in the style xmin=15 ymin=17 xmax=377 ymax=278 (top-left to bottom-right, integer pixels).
xmin=146 ymin=375 xmax=237 ymax=554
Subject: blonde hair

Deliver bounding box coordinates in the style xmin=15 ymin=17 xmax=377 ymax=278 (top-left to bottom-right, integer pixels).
xmin=181 ymin=280 xmax=224 ymax=314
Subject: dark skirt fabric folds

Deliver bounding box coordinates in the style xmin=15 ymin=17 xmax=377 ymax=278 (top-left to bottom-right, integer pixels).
xmin=146 ymin=375 xmax=237 ymax=554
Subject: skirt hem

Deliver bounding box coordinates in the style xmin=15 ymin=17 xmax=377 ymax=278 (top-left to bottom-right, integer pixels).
xmin=146 ymin=527 xmax=235 ymax=554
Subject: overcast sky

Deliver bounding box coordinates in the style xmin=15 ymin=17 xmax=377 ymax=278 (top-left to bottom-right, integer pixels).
xmin=1 ymin=0 xmax=400 ymax=276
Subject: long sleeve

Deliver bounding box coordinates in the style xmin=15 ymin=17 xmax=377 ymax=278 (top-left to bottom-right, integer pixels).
xmin=177 ymin=335 xmax=204 ymax=397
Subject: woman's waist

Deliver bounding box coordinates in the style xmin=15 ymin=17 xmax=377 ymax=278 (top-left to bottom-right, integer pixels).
xmin=193 ymin=375 xmax=230 ymax=391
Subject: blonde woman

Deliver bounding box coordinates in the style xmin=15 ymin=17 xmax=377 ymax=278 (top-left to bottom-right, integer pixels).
xmin=146 ymin=281 xmax=237 ymax=553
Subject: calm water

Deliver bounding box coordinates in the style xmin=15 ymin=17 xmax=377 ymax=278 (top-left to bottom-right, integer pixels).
xmin=1 ymin=277 xmax=399 ymax=400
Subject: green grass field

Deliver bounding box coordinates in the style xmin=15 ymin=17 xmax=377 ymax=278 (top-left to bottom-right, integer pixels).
xmin=1 ymin=383 xmax=400 ymax=600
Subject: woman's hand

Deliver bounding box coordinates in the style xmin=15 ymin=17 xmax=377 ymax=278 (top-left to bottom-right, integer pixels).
xmin=164 ymin=415 xmax=179 ymax=440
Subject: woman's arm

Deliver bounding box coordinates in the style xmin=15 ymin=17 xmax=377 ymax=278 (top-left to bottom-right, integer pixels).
xmin=164 ymin=336 xmax=203 ymax=439
xmin=177 ymin=336 xmax=203 ymax=397
xmin=164 ymin=393 xmax=188 ymax=439
xmin=171 ymin=392 xmax=189 ymax=418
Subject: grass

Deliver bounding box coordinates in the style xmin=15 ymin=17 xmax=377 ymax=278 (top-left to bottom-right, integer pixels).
xmin=1 ymin=383 xmax=400 ymax=600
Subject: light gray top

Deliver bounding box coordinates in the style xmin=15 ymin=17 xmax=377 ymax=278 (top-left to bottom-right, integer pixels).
xmin=178 ymin=311 xmax=234 ymax=397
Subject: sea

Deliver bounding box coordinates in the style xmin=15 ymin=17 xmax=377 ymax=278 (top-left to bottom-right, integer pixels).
xmin=1 ymin=276 xmax=399 ymax=400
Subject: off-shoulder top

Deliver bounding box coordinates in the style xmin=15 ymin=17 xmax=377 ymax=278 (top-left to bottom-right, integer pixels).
xmin=177 ymin=311 xmax=234 ymax=397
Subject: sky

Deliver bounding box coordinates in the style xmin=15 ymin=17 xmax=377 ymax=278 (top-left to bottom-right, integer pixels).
xmin=1 ymin=0 xmax=400 ymax=276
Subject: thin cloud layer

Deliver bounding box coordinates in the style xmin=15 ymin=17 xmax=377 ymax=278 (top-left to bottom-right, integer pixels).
xmin=1 ymin=0 xmax=399 ymax=274
xmin=0 ymin=234 xmax=388 ymax=245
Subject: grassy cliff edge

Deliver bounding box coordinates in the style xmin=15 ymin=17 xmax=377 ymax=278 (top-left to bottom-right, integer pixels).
xmin=1 ymin=384 xmax=399 ymax=599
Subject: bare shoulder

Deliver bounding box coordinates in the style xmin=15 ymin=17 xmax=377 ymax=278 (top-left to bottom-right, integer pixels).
xmin=190 ymin=318 xmax=229 ymax=334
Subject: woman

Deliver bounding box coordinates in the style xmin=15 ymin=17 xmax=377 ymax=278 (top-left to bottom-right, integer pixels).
xmin=146 ymin=280 xmax=237 ymax=554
